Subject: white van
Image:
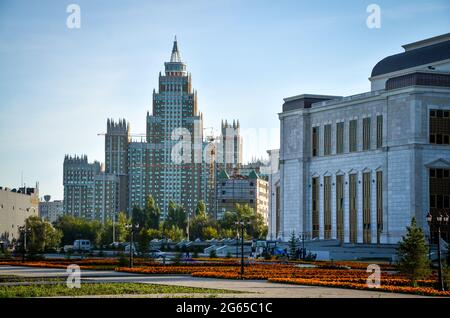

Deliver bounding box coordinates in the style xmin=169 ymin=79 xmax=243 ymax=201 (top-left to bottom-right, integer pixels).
xmin=73 ymin=239 xmax=92 ymax=252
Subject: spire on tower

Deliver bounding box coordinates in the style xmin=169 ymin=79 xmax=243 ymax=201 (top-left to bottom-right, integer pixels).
xmin=170 ymin=35 xmax=182 ymax=62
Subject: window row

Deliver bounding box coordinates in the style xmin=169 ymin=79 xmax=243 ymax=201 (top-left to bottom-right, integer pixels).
xmin=312 ymin=115 xmax=383 ymax=157
xmin=311 ymin=171 xmax=383 ymax=244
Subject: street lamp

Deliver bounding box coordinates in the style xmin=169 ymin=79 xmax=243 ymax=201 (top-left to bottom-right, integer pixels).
xmin=427 ymin=212 xmax=449 ymax=291
xmin=125 ymin=223 xmax=139 ymax=268
xmin=235 ymin=220 xmax=247 ymax=279
xmin=20 ymin=226 xmax=31 ymax=263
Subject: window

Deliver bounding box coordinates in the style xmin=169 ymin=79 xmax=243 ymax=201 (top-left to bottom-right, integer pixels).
xmin=349 ymin=174 xmax=357 ymax=243
xmin=363 ymin=118 xmax=371 ymax=151
xmin=429 ymin=168 xmax=450 ymax=242
xmin=363 ymin=172 xmax=371 ymax=244
xmin=324 ymin=124 xmax=332 ymax=156
xmin=323 ymin=176 xmax=331 ymax=239
xmin=376 ymin=171 xmax=383 ymax=244
xmin=349 ymin=120 xmax=357 ymax=152
xmin=312 ymin=127 xmax=319 ymax=157
xmin=336 ymin=122 xmax=344 ymax=154
xmin=336 ymin=175 xmax=344 ymax=243
xmin=429 ymin=109 xmax=450 ymax=145
xmin=376 ymin=115 xmax=383 ymax=148
xmin=312 ymin=177 xmax=320 ymax=239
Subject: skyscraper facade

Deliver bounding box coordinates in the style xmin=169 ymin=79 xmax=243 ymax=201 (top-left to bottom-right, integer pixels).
xmin=105 ymin=119 xmax=130 ymax=213
xmin=63 ymin=38 xmax=245 ymax=222
xmin=144 ymin=38 xmax=204 ymax=216
xmin=220 ymin=119 xmax=243 ymax=175
xmin=63 ymin=155 xmax=101 ymax=219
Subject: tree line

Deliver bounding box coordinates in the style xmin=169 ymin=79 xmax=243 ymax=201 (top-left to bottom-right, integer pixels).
xmin=14 ymin=195 xmax=268 ymax=254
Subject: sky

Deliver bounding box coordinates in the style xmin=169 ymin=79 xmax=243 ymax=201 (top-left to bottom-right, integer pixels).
xmin=0 ymin=0 xmax=449 ymax=200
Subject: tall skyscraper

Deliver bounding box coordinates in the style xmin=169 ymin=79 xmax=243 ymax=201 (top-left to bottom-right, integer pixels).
xmin=144 ymin=37 xmax=203 ymax=216
xmin=220 ymin=119 xmax=243 ymax=175
xmin=63 ymin=155 xmax=101 ymax=219
xmin=105 ymin=119 xmax=130 ymax=213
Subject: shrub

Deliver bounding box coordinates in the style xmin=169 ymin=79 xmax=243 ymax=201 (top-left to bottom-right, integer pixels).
xmin=209 ymin=250 xmax=217 ymax=258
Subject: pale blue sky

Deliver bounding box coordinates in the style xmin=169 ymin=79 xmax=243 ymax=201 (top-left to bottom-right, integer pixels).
xmin=0 ymin=0 xmax=449 ymax=200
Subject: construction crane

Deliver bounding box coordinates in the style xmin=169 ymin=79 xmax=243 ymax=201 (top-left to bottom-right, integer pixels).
xmin=203 ymin=127 xmax=217 ymax=142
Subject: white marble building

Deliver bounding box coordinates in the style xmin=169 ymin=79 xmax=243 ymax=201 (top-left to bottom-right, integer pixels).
xmin=278 ymin=34 xmax=450 ymax=244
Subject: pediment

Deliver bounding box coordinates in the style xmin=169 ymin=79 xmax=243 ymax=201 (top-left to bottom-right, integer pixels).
xmin=425 ymin=158 xmax=450 ymax=169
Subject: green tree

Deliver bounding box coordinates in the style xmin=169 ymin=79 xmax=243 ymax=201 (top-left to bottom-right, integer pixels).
xmin=136 ymin=228 xmax=152 ymax=255
xmin=22 ymin=216 xmax=62 ymax=253
xmin=218 ymin=211 xmax=238 ymax=239
xmin=288 ymin=231 xmax=297 ymax=260
xmin=202 ymin=226 xmax=219 ymax=240
xmin=163 ymin=225 xmax=184 ymax=241
xmin=195 ymin=201 xmax=206 ymax=216
xmin=235 ymin=204 xmax=268 ymax=240
xmin=115 ymin=212 xmax=129 ymax=243
xmin=166 ymin=201 xmax=186 ymax=231
xmin=131 ymin=206 xmax=146 ymax=229
xmin=397 ymin=218 xmax=431 ymax=286
xmin=99 ymin=213 xmax=129 ymax=247
xmin=146 ymin=195 xmax=161 ymax=229
xmin=53 ymin=215 xmax=102 ymax=246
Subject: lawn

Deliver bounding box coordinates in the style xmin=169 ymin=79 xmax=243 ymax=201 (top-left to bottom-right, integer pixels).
xmin=0 ymin=282 xmax=236 ymax=298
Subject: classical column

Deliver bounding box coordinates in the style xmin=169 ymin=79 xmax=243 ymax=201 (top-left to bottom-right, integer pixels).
xmin=371 ymin=173 xmax=378 ymax=244
xmin=331 ymin=174 xmax=337 ymax=240
xmin=319 ymin=175 xmax=325 ymax=240
xmin=357 ymin=171 xmax=364 ymax=243
xmin=344 ymin=174 xmax=350 ymax=243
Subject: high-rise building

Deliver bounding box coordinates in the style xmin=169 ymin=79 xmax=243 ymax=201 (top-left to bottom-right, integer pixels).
xmin=144 ymin=37 xmax=204 ymax=216
xmin=63 ymin=38 xmax=246 ymax=222
xmin=93 ymin=173 xmax=119 ymax=223
xmin=63 ymin=155 xmax=101 ymax=219
xmin=220 ymin=119 xmax=243 ymax=175
xmin=39 ymin=195 xmax=64 ymax=223
xmin=105 ymin=119 xmax=130 ymax=213
xmin=128 ymin=141 xmax=153 ymax=210
xmin=216 ymin=170 xmax=269 ymax=223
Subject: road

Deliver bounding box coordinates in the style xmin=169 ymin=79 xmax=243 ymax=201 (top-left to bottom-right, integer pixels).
xmin=0 ymin=265 xmax=429 ymax=298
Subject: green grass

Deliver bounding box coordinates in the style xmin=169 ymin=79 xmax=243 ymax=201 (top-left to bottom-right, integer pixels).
xmin=0 ymin=282 xmax=237 ymax=298
xmin=0 ymin=275 xmax=65 ymax=283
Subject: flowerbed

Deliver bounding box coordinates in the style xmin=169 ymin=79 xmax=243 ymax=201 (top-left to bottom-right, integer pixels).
xmin=268 ymin=277 xmax=450 ymax=297
xmin=1 ymin=259 xmax=445 ymax=296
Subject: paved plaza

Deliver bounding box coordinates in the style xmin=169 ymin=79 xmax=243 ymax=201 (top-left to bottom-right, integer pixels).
xmin=0 ymin=265 xmax=429 ymax=298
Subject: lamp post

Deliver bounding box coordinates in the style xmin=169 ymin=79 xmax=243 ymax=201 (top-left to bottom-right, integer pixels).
xmin=236 ymin=230 xmax=239 ymax=258
xmin=20 ymin=226 xmax=31 ymax=263
xmin=235 ymin=221 xmax=246 ymax=279
xmin=427 ymin=212 xmax=448 ymax=291
xmin=126 ymin=223 xmax=139 ymax=268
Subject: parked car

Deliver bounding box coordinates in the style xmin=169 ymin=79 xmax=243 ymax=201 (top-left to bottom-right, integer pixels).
xmin=124 ymin=243 xmax=138 ymax=256
xmin=73 ymin=239 xmax=92 ymax=252
xmin=63 ymin=245 xmax=74 ymax=253
xmin=149 ymin=249 xmax=165 ymax=259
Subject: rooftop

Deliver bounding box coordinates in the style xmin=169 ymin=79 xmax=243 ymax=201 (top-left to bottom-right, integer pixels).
xmin=371 ymin=33 xmax=450 ymax=78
